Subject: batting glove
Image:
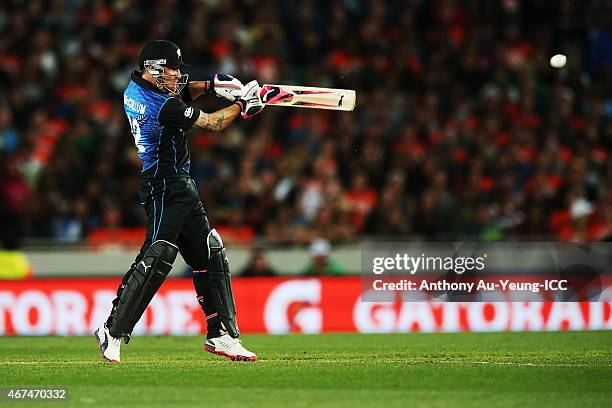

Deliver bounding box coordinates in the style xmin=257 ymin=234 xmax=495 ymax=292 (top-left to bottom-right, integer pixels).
xmin=212 ymin=73 xmax=244 ymax=101
xmin=234 ymin=80 xmax=265 ymax=119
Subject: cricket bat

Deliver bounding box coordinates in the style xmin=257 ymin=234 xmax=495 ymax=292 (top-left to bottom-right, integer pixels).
xmin=261 ymin=84 xmax=356 ymax=111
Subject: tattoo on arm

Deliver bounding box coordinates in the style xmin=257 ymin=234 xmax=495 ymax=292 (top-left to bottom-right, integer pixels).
xmin=214 ymin=113 xmax=224 ymax=130
xmin=195 ymin=111 xmax=225 ymax=131
xmin=193 ymin=104 xmax=240 ymax=132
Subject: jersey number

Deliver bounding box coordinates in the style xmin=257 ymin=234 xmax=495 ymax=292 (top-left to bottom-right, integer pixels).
xmin=128 ymin=116 xmax=145 ymax=153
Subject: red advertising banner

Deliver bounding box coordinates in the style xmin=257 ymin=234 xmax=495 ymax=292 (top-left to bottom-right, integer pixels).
xmin=1 ymin=277 xmax=611 ymax=335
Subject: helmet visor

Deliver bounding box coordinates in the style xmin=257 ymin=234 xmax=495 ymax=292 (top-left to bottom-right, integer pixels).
xmin=158 ymin=72 xmax=189 ymax=95
xmin=145 ymin=62 xmax=189 ymax=96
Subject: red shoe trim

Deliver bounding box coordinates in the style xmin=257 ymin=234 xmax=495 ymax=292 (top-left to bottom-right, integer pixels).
xmin=95 ymin=331 xmax=120 ymax=363
xmin=203 ymin=345 xmax=257 ymax=362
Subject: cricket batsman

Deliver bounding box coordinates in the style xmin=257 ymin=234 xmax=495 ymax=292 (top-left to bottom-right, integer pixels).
xmin=94 ymin=40 xmax=264 ymax=362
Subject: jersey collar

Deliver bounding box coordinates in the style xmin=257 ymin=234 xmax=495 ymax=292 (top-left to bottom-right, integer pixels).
xmin=131 ymin=70 xmax=165 ymax=94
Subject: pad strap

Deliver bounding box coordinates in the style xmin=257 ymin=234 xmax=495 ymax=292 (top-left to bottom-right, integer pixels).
xmin=109 ymin=240 xmax=178 ymax=339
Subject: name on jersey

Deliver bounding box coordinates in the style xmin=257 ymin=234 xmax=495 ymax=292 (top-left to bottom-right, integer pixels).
xmin=124 ymin=96 xmax=147 ymax=114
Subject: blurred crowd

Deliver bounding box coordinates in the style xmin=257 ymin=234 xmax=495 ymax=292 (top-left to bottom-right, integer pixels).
xmin=1 ymin=0 xmax=612 ymax=250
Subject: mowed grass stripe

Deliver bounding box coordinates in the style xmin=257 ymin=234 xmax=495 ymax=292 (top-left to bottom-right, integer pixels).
xmin=2 ymin=359 xmax=610 ymax=367
xmin=1 ymin=332 xmax=611 ymax=407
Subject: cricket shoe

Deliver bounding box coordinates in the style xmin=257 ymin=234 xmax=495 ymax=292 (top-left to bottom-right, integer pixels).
xmin=94 ymin=323 xmax=121 ymax=363
xmin=204 ymin=333 xmax=257 ymax=362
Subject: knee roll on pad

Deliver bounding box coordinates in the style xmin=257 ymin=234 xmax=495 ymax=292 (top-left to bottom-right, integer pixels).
xmin=109 ymin=240 xmax=178 ymax=339
xmin=207 ymin=229 xmax=240 ymax=338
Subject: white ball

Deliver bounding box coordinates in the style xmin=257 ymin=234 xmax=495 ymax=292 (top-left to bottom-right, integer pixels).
xmin=550 ymin=54 xmax=567 ymax=68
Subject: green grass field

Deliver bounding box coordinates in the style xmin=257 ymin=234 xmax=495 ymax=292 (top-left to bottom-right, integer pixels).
xmin=1 ymin=331 xmax=611 ymax=407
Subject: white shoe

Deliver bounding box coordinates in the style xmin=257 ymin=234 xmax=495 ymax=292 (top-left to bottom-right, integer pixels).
xmin=94 ymin=323 xmax=121 ymax=363
xmin=204 ymin=333 xmax=257 ymax=362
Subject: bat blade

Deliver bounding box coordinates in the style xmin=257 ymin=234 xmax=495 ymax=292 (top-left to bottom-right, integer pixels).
xmin=261 ymin=84 xmax=356 ymax=111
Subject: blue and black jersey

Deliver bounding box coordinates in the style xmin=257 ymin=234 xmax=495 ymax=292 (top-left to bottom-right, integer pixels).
xmin=123 ymin=71 xmax=200 ymax=180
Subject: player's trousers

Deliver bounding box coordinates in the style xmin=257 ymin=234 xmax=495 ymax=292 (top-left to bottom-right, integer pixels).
xmin=106 ymin=175 xmax=223 ymax=336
